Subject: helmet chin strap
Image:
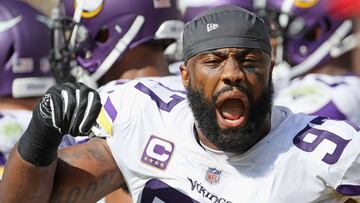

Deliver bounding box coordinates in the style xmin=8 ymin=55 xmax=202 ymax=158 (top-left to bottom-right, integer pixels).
xmin=289 ymin=20 xmax=353 ymax=78
xmin=89 ymin=15 xmax=145 ymax=82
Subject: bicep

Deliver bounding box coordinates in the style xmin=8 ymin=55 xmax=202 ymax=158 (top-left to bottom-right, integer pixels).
xmin=50 ymin=138 xmax=124 ymax=203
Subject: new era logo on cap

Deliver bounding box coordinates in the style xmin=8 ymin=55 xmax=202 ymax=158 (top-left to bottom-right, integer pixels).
xmin=207 ymin=23 xmax=219 ymax=32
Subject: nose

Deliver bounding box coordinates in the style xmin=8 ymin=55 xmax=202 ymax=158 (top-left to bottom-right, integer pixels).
xmin=220 ymin=58 xmax=245 ymax=85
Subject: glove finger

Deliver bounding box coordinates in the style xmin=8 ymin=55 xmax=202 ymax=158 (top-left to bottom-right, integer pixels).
xmin=59 ymin=83 xmax=77 ymax=134
xmin=43 ymin=86 xmax=64 ymax=133
xmin=79 ymin=90 xmax=102 ymax=136
xmin=68 ymin=87 xmax=81 ymax=136
xmin=68 ymin=83 xmax=96 ymax=136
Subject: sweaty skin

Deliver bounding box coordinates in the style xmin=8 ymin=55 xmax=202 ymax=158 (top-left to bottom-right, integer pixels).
xmin=0 ymin=138 xmax=123 ymax=203
xmin=181 ymin=47 xmax=274 ymax=152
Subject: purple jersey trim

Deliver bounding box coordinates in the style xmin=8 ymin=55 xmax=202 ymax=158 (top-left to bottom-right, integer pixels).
xmin=315 ymin=77 xmax=347 ymax=87
xmin=141 ymin=179 xmax=199 ymax=203
xmin=336 ymin=184 xmax=360 ymax=196
xmin=150 ymin=80 xmax=187 ymax=95
xmin=310 ymin=101 xmax=346 ymax=120
xmin=116 ymin=79 xmax=129 ymax=85
xmin=344 ymin=120 xmax=360 ymax=132
xmin=104 ymin=97 xmax=117 ymax=122
xmin=0 ymin=152 xmax=5 ymax=165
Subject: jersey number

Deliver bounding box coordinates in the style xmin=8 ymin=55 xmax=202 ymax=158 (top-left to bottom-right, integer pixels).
xmin=135 ymin=82 xmax=186 ymax=112
xmin=293 ymin=116 xmax=351 ymax=165
xmin=141 ymin=179 xmax=198 ymax=203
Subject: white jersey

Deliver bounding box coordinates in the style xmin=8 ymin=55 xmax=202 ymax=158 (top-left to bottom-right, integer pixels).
xmin=98 ymin=76 xmax=360 ymax=203
xmin=274 ymin=74 xmax=360 ymax=126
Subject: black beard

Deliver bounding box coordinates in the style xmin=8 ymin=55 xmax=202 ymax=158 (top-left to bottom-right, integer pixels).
xmin=187 ymin=80 xmax=274 ymax=153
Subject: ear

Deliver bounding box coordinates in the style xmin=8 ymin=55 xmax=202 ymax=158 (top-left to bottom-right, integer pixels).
xmin=270 ymin=60 xmax=275 ymax=73
xmin=268 ymin=60 xmax=275 ymax=82
xmin=180 ymin=64 xmax=190 ymax=89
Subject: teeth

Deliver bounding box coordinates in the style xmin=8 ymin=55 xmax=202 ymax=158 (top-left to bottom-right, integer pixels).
xmin=224 ymin=118 xmax=240 ymax=123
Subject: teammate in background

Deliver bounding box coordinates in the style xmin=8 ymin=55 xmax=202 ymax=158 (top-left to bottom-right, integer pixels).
xmin=53 ymin=0 xmax=184 ymax=88
xmin=324 ymin=3 xmax=360 ymax=203
xmin=0 ymin=0 xmax=56 ymax=182
xmin=329 ymin=0 xmax=360 ymax=76
xmin=2 ymin=5 xmax=360 ymax=202
xmin=0 ymin=0 xmax=81 ymax=189
xmin=254 ymin=0 xmax=360 ymax=126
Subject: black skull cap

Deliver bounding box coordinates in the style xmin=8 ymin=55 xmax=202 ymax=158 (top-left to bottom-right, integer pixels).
xmin=182 ymin=5 xmax=271 ymax=63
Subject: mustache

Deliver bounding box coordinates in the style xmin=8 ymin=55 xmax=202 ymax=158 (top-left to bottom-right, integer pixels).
xmin=213 ymin=84 xmax=253 ymax=104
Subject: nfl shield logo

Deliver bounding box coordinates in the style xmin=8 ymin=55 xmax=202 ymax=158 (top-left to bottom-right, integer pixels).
xmin=206 ymin=167 xmax=222 ymax=184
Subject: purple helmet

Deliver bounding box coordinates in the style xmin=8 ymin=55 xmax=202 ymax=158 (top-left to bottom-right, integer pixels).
xmin=61 ymin=0 xmax=184 ymax=83
xmin=0 ymin=0 xmax=54 ymax=98
xmin=183 ymin=0 xmax=253 ymax=22
xmin=258 ymin=0 xmax=355 ymax=78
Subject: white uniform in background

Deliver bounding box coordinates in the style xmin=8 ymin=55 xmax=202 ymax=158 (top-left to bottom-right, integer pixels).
xmin=0 ymin=110 xmax=32 ymax=180
xmin=274 ymin=74 xmax=360 ymax=126
xmin=93 ymin=76 xmax=360 ymax=203
xmin=0 ymin=110 xmax=76 ymax=180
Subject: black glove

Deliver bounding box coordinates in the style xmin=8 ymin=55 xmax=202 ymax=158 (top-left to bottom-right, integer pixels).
xmin=18 ymin=82 xmax=101 ymax=166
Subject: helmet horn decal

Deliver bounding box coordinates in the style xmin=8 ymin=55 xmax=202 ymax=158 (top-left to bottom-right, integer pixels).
xmin=294 ymin=0 xmax=320 ymax=9
xmin=74 ymin=0 xmax=104 ymax=19
xmin=90 ymin=15 xmax=145 ymax=81
xmin=0 ymin=16 xmax=22 ymax=33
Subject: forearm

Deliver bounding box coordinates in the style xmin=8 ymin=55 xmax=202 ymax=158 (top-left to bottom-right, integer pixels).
xmin=50 ymin=139 xmax=124 ymax=202
xmin=0 ymin=83 xmax=109 ymax=202
xmin=0 ymin=147 xmax=57 ymax=203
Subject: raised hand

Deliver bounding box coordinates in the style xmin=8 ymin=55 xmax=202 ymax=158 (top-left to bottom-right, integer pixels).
xmin=18 ymin=82 xmax=101 ymax=166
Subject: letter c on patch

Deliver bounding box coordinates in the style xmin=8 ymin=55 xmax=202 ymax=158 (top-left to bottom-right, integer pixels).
xmin=146 ymin=138 xmax=173 ymax=162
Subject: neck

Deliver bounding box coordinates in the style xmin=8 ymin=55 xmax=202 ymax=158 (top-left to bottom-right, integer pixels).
xmin=310 ymin=54 xmax=352 ymax=75
xmin=195 ymin=124 xmax=219 ymax=150
xmin=99 ymin=44 xmax=169 ymax=84
xmin=0 ymin=97 xmax=38 ymax=110
xmin=311 ymin=64 xmax=352 ymax=75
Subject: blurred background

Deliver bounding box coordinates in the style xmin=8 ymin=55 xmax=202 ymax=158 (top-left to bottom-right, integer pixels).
xmin=1 ymin=0 xmax=360 ymax=202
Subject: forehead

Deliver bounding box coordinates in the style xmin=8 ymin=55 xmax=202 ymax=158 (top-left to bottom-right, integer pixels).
xmin=195 ymin=47 xmax=267 ymax=58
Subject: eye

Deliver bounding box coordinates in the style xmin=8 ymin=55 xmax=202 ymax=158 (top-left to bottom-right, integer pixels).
xmin=202 ymin=57 xmax=222 ymax=67
xmin=244 ymin=64 xmax=255 ymax=69
xmin=242 ymin=60 xmax=258 ymax=72
xmin=204 ymin=59 xmax=220 ymax=64
xmin=243 ymin=64 xmax=256 ymax=71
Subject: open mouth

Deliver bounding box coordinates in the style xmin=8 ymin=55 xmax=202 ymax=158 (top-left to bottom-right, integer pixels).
xmin=216 ymin=92 xmax=249 ymax=129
